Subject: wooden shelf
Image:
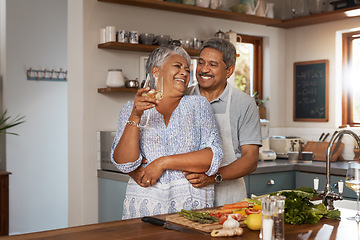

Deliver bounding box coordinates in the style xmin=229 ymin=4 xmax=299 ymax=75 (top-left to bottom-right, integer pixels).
xmin=98 ymin=0 xmax=360 ymax=29
xmin=98 ymin=42 xmax=200 ymax=56
xmin=98 ymin=87 xmax=138 ymax=93
xmin=270 ymin=6 xmax=360 ymax=28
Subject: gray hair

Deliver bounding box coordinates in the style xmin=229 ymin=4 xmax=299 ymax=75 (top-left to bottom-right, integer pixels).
xmin=145 ymin=45 xmax=191 ymax=76
xmin=200 ymin=38 xmax=236 ymax=68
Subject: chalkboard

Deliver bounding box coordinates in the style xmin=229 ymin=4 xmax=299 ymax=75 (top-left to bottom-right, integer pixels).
xmin=293 ymin=60 xmax=329 ymax=122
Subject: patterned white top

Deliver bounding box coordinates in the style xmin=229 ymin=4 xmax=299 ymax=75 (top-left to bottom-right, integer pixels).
xmin=111 ymin=95 xmax=223 ymax=219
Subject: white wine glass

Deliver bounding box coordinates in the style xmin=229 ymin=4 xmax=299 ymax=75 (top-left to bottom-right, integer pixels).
xmin=139 ymin=74 xmax=163 ymax=127
xmin=345 ymin=161 xmax=360 ymax=222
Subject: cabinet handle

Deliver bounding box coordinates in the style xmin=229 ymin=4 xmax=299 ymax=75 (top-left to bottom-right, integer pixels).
xmin=267 ymin=179 xmax=275 ymax=185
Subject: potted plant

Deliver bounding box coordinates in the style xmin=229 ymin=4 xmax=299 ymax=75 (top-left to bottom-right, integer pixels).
xmin=0 ymin=110 xmax=25 ymax=135
xmin=252 ymin=92 xmax=269 ymax=119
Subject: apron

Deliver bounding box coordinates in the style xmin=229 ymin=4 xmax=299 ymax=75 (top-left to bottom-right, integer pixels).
xmin=214 ymin=87 xmax=247 ymax=206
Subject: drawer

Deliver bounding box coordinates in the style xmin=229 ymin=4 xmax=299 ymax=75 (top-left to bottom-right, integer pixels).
xmin=249 ymin=171 xmax=295 ymax=196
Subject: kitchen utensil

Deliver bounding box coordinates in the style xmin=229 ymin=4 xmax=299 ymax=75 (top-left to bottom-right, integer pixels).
xmin=309 ymin=0 xmax=323 ymax=14
xmin=141 ymin=216 xmax=204 ymax=234
xmin=331 ymin=134 xmax=344 ymax=158
xmin=315 ymin=133 xmax=325 ymax=147
xmin=125 ymin=79 xmax=139 ymax=88
xmin=99 ymin=28 xmax=106 ymax=44
xmin=322 ymin=133 xmax=330 ymax=142
xmin=291 ymin=0 xmax=309 ymax=17
xmin=196 ymin=0 xmax=210 ymax=8
xmin=105 ymin=26 xmax=116 ymax=42
xmin=210 ymin=0 xmax=222 ymax=9
xmin=106 ymin=69 xmax=125 ymax=87
xmin=155 ymin=35 xmax=172 ymax=46
xmin=230 ymin=4 xmax=249 ymax=14
xmin=139 ymin=33 xmax=156 ymax=45
xmin=287 ymin=151 xmax=299 ymax=163
xmin=182 ymin=0 xmax=196 ymax=5
xmin=225 ymin=30 xmax=237 ymax=45
xmin=301 ymin=151 xmax=315 ymax=161
xmin=129 ymin=30 xmax=139 ymax=44
xmin=214 ymin=29 xmax=225 ymax=39
xmin=117 ymin=30 xmax=128 ymax=43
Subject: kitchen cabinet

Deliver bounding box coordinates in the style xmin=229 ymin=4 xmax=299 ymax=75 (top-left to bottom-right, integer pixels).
xmin=98 ymin=0 xmax=360 ymax=29
xmin=98 ymin=176 xmax=128 ymax=222
xmin=295 ymin=172 xmax=355 ymax=199
xmin=248 ymin=171 xmax=295 ymax=196
xmin=0 ymin=171 xmax=10 ymax=236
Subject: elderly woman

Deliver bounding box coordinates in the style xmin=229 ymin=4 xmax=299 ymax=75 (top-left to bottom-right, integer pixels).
xmin=111 ymin=45 xmax=222 ymax=219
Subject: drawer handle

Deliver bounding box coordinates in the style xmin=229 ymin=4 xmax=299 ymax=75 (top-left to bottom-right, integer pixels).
xmin=267 ymin=179 xmax=275 ymax=185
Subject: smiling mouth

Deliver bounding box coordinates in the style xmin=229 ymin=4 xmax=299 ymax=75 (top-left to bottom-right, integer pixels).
xmin=198 ymin=73 xmax=214 ymax=80
xmin=175 ymin=78 xmax=186 ymax=83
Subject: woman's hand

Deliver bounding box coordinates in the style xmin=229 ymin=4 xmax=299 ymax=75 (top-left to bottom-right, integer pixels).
xmin=131 ymin=87 xmax=159 ymax=118
xmin=141 ymin=157 xmax=167 ymax=186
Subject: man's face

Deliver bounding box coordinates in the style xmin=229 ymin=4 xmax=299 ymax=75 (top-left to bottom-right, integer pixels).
xmin=196 ymin=48 xmax=232 ymax=91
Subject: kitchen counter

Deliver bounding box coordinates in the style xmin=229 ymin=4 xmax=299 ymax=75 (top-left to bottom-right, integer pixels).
xmin=2 ymin=208 xmax=359 ymax=240
xmin=98 ymin=160 xmax=351 ymax=182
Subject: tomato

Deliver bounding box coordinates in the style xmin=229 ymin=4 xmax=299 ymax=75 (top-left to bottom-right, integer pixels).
xmin=245 ymin=208 xmax=261 ymax=215
xmin=229 ymin=213 xmax=242 ymax=222
xmin=219 ymin=214 xmax=229 ymax=224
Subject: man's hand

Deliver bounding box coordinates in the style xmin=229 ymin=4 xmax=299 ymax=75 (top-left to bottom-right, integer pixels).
xmin=183 ymin=171 xmax=214 ymax=188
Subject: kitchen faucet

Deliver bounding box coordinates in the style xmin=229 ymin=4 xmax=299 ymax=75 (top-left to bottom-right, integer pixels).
xmin=314 ymin=130 xmax=360 ymax=210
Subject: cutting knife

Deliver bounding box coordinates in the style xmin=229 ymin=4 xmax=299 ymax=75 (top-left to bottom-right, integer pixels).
xmin=141 ymin=216 xmax=205 ymax=235
xmin=322 ymin=133 xmax=330 ymax=142
xmin=315 ymin=133 xmax=325 ymax=146
xmin=331 ymin=134 xmax=344 ymax=158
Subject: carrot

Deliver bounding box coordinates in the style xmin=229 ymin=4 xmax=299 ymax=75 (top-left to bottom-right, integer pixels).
xmin=221 ymin=201 xmax=249 ymax=209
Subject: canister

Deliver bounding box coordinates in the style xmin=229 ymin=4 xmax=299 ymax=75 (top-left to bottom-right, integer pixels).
xmin=106 ymin=69 xmax=125 ymax=88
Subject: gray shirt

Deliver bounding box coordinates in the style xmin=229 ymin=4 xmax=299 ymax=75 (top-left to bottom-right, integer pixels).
xmin=191 ymin=83 xmax=262 ymax=159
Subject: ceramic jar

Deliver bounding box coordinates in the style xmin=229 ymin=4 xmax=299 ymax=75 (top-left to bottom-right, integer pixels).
xmin=106 ymin=69 xmax=125 ymax=88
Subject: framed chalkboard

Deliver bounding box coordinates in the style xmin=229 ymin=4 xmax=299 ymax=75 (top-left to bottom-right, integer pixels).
xmin=293 ymin=60 xmax=329 ymax=122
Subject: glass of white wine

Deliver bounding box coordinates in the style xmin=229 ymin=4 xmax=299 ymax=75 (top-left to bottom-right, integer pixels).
xmin=345 ymin=161 xmax=360 ymax=221
xmin=139 ymin=74 xmax=163 ymax=127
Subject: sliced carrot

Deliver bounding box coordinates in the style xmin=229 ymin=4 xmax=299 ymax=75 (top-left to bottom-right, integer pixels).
xmin=221 ymin=201 xmax=249 ymax=209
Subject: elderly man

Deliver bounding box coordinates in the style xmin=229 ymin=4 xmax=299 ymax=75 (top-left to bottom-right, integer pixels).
xmin=185 ymin=38 xmax=262 ymax=206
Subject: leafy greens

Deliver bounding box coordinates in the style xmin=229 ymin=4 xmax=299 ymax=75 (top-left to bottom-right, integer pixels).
xmin=254 ymin=187 xmax=341 ymax=225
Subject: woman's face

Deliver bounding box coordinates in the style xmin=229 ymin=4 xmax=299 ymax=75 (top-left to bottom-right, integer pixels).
xmin=154 ymin=54 xmax=190 ymax=97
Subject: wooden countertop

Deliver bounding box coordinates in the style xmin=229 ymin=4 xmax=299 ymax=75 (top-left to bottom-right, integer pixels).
xmin=2 ymin=208 xmax=359 ymax=240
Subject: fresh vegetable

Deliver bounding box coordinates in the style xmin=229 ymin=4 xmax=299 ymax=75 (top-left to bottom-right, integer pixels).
xmin=222 ymin=201 xmax=249 ymax=210
xmin=222 ymin=215 xmax=240 ymax=229
xmin=210 ymin=227 xmax=243 ymax=237
xmin=253 ymin=188 xmax=341 ymax=225
xmin=245 ymin=208 xmax=261 ymax=215
xmin=178 ymin=209 xmax=218 ymax=224
xmin=243 ymin=213 xmax=262 ymax=230
xmin=218 ymin=213 xmax=242 ymax=224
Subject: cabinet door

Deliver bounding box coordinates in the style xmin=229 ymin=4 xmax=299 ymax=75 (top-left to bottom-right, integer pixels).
xmin=295 ymin=172 xmax=356 ymax=199
xmin=98 ymin=177 xmax=128 ymax=222
xmin=249 ymin=171 xmax=295 ymax=196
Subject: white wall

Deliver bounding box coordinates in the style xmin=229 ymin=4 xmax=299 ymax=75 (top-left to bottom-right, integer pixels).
xmin=2 ymin=0 xmax=68 ymax=234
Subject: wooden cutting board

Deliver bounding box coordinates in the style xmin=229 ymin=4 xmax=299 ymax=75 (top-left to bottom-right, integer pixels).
xmin=303 ymin=141 xmax=344 ymax=161
xmin=165 ymin=213 xmax=245 ymax=233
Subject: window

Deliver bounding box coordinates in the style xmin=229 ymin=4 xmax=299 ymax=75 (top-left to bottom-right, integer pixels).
xmin=234 ymin=34 xmax=263 ymax=99
xmin=342 ymin=31 xmax=360 ymax=127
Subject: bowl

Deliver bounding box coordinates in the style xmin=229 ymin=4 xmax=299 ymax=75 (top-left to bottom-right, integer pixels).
xmin=230 ymin=4 xmax=248 ymax=14
xmin=139 ymin=33 xmax=156 ymax=45
xmin=125 ymin=80 xmax=139 ymax=88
